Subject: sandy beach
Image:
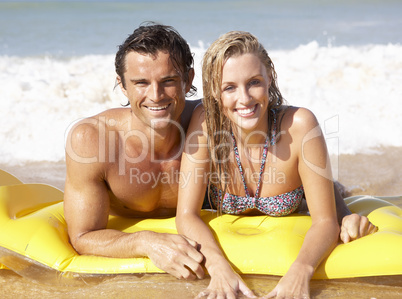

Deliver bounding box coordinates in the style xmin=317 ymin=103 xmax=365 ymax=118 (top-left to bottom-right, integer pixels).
xmin=0 ymin=271 xmax=401 ymax=298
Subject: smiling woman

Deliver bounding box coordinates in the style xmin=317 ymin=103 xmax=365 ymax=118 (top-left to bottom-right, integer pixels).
xmin=175 ymin=31 xmax=342 ymax=298
xmin=220 ymin=53 xmax=271 ymax=133
xmin=172 ymin=29 xmax=400 ymax=298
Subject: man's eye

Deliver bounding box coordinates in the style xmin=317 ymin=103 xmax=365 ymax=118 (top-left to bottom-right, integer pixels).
xmin=164 ymin=79 xmax=176 ymax=84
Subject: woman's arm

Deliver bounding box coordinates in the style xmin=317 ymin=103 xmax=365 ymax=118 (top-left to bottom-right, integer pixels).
xmin=176 ymin=105 xmax=256 ymax=298
xmin=265 ymin=108 xmax=340 ymax=298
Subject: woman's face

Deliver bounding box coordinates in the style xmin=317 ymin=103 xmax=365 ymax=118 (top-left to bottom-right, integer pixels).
xmin=220 ymin=53 xmax=271 ymax=134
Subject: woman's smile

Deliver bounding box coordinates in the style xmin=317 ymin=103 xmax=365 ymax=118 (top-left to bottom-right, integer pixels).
xmin=235 ymin=104 xmax=258 ymax=117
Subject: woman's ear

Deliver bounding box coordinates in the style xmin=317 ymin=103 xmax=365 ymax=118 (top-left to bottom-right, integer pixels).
xmin=116 ymin=75 xmax=128 ymax=97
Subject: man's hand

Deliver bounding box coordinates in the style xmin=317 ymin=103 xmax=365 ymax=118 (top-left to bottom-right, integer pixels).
xmin=146 ymin=232 xmax=205 ymax=280
xmin=340 ymin=214 xmax=378 ymax=243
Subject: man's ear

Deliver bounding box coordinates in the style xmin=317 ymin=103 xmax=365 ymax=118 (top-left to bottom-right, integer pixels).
xmin=185 ymin=68 xmax=195 ymax=93
xmin=116 ymin=75 xmax=128 ymax=97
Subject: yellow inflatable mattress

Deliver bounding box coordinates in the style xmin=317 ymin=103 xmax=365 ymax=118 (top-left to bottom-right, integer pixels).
xmin=0 ymin=169 xmax=401 ymax=279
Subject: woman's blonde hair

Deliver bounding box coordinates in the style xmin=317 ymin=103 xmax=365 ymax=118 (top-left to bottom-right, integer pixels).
xmin=202 ymin=31 xmax=284 ymax=207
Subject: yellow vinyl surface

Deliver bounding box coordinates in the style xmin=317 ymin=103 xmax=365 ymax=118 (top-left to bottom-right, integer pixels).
xmin=0 ymin=169 xmax=401 ymax=279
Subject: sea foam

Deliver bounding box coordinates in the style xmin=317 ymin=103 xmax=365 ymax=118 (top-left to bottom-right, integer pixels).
xmin=1 ymin=42 xmax=401 ymax=165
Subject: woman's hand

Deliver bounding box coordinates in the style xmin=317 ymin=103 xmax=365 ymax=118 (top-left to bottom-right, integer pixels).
xmin=262 ymin=262 xmax=312 ymax=299
xmin=196 ymin=262 xmax=256 ymax=299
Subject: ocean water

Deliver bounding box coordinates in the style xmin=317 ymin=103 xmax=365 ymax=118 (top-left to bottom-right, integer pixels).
xmin=1 ymin=0 xmax=402 ymax=165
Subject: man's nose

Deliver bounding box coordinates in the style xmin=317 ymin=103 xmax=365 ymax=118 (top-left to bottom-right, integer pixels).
xmin=148 ymin=83 xmax=163 ymax=102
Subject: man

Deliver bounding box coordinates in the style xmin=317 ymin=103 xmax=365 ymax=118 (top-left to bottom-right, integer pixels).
xmin=64 ymin=23 xmax=204 ymax=280
xmin=64 ymin=23 xmax=375 ymax=280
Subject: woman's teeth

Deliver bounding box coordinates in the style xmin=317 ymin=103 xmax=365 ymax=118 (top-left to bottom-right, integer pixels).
xmin=237 ymin=105 xmax=256 ymax=115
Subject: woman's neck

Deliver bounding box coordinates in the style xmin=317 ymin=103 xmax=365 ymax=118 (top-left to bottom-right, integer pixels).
xmin=232 ymin=123 xmax=269 ymax=148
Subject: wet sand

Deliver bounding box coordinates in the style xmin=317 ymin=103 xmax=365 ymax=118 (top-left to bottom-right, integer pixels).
xmin=0 ymin=271 xmax=401 ymax=298
xmin=0 ymin=146 xmax=401 ymax=298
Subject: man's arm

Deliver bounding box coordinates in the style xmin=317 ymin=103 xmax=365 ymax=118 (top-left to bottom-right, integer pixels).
xmin=63 ymin=120 xmax=204 ymax=279
xmin=333 ymin=183 xmax=378 ymax=243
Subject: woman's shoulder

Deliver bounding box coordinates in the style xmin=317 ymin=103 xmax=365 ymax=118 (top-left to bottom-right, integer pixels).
xmin=278 ymin=105 xmax=319 ymax=136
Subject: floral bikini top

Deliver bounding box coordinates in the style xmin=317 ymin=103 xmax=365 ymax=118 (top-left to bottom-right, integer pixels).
xmin=209 ymin=110 xmax=304 ymax=216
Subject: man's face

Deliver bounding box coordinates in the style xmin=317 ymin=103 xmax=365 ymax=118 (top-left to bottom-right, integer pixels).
xmin=119 ymin=51 xmax=192 ymax=130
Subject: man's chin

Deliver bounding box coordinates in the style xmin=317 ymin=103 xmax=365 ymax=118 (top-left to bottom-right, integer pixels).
xmin=149 ymin=117 xmax=182 ymax=131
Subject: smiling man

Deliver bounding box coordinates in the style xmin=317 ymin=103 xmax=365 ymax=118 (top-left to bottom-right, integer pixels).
xmin=63 ymin=23 xmax=204 ymax=280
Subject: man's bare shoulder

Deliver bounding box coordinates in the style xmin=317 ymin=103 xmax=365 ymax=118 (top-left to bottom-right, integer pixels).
xmin=65 ymin=108 xmax=131 ymax=162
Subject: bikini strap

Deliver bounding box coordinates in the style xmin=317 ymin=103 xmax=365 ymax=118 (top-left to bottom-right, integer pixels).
xmin=270 ymin=108 xmax=278 ymax=146
xmin=231 ymin=131 xmax=270 ymax=199
xmin=255 ymin=133 xmax=270 ymax=198
xmin=231 ymin=133 xmax=249 ymax=197
xmin=231 ymin=108 xmax=277 ymax=198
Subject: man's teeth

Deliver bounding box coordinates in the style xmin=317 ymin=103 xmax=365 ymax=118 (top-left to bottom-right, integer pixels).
xmin=237 ymin=106 xmax=255 ymax=115
xmin=147 ymin=105 xmax=169 ymax=111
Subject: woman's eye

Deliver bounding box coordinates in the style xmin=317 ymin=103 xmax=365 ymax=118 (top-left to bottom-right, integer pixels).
xmin=249 ymin=79 xmax=260 ymax=86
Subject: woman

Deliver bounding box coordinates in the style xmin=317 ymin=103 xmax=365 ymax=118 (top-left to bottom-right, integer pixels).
xmin=176 ymin=31 xmax=358 ymax=298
